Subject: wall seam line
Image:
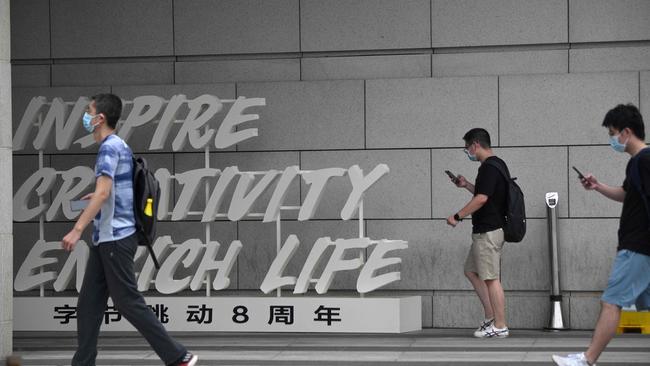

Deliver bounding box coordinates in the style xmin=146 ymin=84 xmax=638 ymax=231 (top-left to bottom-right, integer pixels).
xmin=497 ymin=76 xmax=500 ymax=146
xmin=430 ymin=148 xmax=433 ymax=219
xmin=567 ymin=145 xmax=570 ymax=217
xmin=363 ymin=80 xmax=367 ymax=150
xmin=49 ymin=0 xmax=53 ymax=86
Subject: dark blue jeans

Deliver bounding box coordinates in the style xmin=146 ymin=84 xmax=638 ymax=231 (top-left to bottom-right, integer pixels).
xmin=72 ymin=233 xmax=185 ymax=366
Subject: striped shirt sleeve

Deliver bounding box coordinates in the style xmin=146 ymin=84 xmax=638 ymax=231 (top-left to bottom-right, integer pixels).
xmin=95 ymin=143 xmax=119 ymax=179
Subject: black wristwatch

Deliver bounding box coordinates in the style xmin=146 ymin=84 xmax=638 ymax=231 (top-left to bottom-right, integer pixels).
xmin=454 ymin=213 xmax=463 ymax=222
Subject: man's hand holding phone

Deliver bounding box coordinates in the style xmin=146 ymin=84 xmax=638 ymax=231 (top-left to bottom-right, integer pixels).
xmin=446 ymin=170 xmax=467 ymax=188
xmin=573 ymin=166 xmax=598 ymax=190
xmin=580 ymin=174 xmax=599 ymax=190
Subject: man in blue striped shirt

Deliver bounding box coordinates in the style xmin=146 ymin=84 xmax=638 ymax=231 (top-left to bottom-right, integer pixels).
xmin=92 ymin=125 xmax=136 ymax=244
xmin=62 ymin=93 xmax=197 ymax=366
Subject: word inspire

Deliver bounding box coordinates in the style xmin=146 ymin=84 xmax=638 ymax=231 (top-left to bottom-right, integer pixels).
xmin=12 ymin=95 xmax=408 ymax=295
xmin=14 ymin=94 xmax=265 ymax=151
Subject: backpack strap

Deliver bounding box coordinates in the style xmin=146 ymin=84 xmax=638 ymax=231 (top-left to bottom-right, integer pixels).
xmin=629 ymin=147 xmax=650 ymax=229
xmin=484 ymin=158 xmax=512 ymax=181
xmin=484 ymin=159 xmax=512 ymax=220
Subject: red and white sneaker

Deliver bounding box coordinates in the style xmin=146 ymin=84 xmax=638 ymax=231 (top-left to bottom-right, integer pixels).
xmin=177 ymin=352 xmax=198 ymax=366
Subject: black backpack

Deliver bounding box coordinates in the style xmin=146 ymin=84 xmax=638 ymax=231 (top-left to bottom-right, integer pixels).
xmin=132 ymin=155 xmax=161 ymax=269
xmin=485 ymin=160 xmax=526 ymax=243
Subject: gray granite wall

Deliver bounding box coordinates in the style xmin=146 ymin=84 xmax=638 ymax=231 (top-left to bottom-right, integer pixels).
xmin=1 ymin=0 xmax=11 ymax=358
xmin=9 ymin=0 xmax=650 ymax=329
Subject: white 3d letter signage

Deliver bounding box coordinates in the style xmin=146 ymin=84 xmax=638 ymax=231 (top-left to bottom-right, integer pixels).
xmin=13 ymin=95 xmax=408 ymax=296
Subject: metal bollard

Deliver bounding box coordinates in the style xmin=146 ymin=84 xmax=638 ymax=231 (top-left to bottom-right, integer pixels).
xmin=545 ymin=192 xmax=568 ymax=331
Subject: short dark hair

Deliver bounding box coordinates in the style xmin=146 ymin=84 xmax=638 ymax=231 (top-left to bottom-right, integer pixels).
xmin=463 ymin=128 xmax=491 ymax=148
xmin=602 ymin=104 xmax=645 ymax=140
xmin=92 ymin=93 xmax=122 ymax=129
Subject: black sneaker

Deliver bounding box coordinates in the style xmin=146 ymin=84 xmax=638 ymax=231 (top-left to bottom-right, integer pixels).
xmin=177 ymin=352 xmax=198 ymax=366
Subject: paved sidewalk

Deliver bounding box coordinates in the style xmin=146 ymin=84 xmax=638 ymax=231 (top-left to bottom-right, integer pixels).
xmin=11 ymin=329 xmax=650 ymax=365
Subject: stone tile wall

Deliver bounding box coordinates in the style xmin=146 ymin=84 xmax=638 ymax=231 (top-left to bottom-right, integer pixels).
xmin=8 ymin=0 xmax=650 ymax=329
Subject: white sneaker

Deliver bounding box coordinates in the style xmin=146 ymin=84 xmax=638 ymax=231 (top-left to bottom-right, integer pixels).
xmin=474 ymin=324 xmax=509 ymax=338
xmin=552 ymin=352 xmax=595 ymax=366
xmin=472 ymin=318 xmax=494 ymax=337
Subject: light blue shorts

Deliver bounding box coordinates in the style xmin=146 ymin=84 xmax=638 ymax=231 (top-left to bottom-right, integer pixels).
xmin=601 ymin=249 xmax=650 ymax=310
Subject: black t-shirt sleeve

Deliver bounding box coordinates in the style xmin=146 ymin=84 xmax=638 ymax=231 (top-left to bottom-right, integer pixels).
xmin=475 ymin=164 xmax=500 ymax=197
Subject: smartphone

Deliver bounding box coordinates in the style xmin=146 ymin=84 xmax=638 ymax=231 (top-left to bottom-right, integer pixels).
xmin=70 ymin=199 xmax=89 ymax=212
xmin=445 ymin=170 xmax=458 ymax=182
xmin=572 ymin=166 xmax=585 ymax=180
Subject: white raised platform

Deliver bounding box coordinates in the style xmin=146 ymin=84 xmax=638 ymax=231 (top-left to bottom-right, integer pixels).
xmin=14 ymin=296 xmax=422 ymax=333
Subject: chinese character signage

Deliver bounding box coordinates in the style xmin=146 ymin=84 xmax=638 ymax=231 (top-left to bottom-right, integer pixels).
xmin=16 ymin=297 xmax=422 ymax=333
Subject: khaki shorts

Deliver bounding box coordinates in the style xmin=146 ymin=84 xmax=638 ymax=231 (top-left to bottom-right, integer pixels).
xmin=464 ymin=228 xmax=505 ymax=280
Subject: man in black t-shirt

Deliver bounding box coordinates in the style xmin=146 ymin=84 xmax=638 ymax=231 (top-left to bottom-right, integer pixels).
xmin=553 ymin=104 xmax=650 ymax=366
xmin=446 ymin=128 xmax=510 ymax=338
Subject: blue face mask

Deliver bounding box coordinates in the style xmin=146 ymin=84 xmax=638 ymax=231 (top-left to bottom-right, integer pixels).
xmin=82 ymin=112 xmax=97 ymax=133
xmin=464 ymin=148 xmax=478 ymax=162
xmin=609 ymin=134 xmax=627 ymax=153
